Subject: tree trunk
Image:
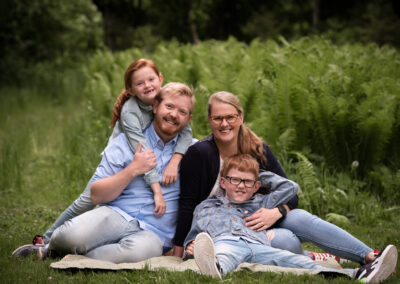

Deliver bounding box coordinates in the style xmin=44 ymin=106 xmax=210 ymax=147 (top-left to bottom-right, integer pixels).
xmin=188 ymin=0 xmax=199 ymax=44
xmin=313 ymin=0 xmax=320 ymax=30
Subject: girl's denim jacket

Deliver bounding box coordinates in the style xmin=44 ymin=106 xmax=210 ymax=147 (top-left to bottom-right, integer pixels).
xmin=184 ymin=171 xmax=298 ymax=247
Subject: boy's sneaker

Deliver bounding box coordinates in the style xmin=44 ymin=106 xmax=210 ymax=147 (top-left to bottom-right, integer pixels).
xmin=309 ymin=251 xmax=347 ymax=264
xmin=194 ymin=232 xmax=222 ymax=279
xmin=354 ymin=245 xmax=398 ymax=283
xmin=32 ymin=235 xmax=44 ymax=245
xmin=12 ymin=244 xmax=48 ymax=260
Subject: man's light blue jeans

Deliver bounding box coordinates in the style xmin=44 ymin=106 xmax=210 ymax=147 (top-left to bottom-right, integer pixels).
xmin=43 ymin=180 xmax=95 ymax=243
xmin=272 ymin=209 xmax=372 ymax=263
xmin=214 ymin=239 xmax=357 ymax=278
xmin=49 ymin=206 xmax=163 ymax=263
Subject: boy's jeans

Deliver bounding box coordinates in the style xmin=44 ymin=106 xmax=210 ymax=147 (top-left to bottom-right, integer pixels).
xmin=49 ymin=206 xmax=163 ymax=263
xmin=214 ymin=238 xmax=357 ymax=278
xmin=275 ymin=209 xmax=372 ymax=263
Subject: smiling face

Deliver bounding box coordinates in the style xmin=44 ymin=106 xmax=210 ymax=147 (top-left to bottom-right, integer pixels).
xmin=152 ymin=93 xmax=193 ymax=143
xmin=208 ymin=101 xmax=243 ymax=145
xmin=130 ymin=66 xmax=163 ymax=105
xmin=220 ymin=168 xmax=261 ymax=203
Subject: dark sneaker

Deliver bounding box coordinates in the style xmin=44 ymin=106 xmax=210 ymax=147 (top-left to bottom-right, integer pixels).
xmin=32 ymin=235 xmax=44 ymax=245
xmin=194 ymin=232 xmax=222 ymax=279
xmin=12 ymin=244 xmax=48 ymax=260
xmin=354 ymin=245 xmax=398 ymax=283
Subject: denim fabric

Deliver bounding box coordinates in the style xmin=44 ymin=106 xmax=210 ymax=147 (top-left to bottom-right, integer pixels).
xmin=50 ymin=206 xmax=163 ymax=263
xmin=184 ymin=172 xmax=298 ymax=246
xmin=276 ymin=209 xmax=373 ymax=264
xmin=214 ymin=238 xmax=356 ymax=278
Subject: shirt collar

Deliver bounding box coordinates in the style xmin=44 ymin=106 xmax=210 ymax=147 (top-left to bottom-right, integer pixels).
xmin=147 ymin=122 xmax=178 ymax=149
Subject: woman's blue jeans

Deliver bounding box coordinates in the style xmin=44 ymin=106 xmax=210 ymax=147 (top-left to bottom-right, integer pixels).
xmin=272 ymin=209 xmax=372 ymax=264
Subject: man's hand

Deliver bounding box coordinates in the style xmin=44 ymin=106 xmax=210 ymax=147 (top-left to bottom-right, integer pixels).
xmin=130 ymin=143 xmax=157 ymax=176
xmin=244 ymin=207 xmax=282 ymax=231
xmin=91 ymin=143 xmax=156 ymax=204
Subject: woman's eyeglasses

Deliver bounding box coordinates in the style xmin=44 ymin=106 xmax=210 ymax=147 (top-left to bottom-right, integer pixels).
xmin=225 ymin=176 xmax=257 ymax=188
xmin=210 ymin=114 xmax=240 ymax=124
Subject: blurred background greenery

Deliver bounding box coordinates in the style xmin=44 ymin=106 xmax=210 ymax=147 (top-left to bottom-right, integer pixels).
xmin=1 ymin=0 xmax=400 ymax=85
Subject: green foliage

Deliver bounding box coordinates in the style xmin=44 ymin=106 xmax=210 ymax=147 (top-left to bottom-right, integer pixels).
xmin=0 ymin=0 xmax=103 ymax=85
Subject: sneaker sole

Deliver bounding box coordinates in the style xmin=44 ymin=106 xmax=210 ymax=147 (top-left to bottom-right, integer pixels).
xmin=194 ymin=233 xmax=222 ymax=279
xmin=12 ymin=244 xmax=35 ymax=258
xmin=365 ymin=245 xmax=398 ymax=283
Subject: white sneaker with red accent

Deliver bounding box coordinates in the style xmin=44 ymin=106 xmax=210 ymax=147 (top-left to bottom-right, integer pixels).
xmin=309 ymin=251 xmax=349 ymax=264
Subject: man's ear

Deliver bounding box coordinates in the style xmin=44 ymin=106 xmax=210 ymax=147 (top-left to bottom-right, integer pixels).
xmin=152 ymin=99 xmax=160 ymax=114
xmin=253 ymin=180 xmax=261 ymax=193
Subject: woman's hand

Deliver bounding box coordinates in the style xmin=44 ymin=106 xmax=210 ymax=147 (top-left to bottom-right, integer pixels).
xmin=244 ymin=207 xmax=282 ymax=231
xmin=185 ymin=241 xmax=195 ymax=256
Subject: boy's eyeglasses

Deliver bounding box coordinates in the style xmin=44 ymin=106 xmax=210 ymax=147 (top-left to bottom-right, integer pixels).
xmin=225 ymin=176 xmax=257 ymax=188
xmin=210 ymin=114 xmax=240 ymax=124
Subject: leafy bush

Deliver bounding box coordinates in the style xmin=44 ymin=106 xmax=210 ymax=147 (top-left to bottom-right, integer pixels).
xmin=0 ymin=0 xmax=103 ymax=85
xmin=80 ymin=37 xmax=400 ymax=204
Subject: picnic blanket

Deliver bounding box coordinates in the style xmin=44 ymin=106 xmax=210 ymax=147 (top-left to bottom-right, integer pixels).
xmin=50 ymin=254 xmax=342 ymax=276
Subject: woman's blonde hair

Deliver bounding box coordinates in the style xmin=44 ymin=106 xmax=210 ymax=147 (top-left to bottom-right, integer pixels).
xmin=208 ymin=91 xmax=266 ymax=166
xmin=110 ymin=58 xmax=161 ymax=128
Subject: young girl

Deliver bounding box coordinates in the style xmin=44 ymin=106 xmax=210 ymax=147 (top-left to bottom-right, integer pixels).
xmin=35 ymin=59 xmax=192 ymax=244
xmin=107 ymin=59 xmax=192 ymax=216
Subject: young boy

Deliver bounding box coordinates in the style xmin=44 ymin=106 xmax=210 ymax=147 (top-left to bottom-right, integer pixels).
xmin=185 ymin=154 xmax=398 ymax=283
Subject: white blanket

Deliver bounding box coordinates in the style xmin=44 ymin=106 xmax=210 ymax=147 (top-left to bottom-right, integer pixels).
xmin=51 ymin=254 xmax=342 ymax=276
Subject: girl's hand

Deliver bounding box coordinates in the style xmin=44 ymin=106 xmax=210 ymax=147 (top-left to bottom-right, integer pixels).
xmin=185 ymin=241 xmax=194 ymax=256
xmin=244 ymin=208 xmax=282 ymax=231
xmin=162 ymin=153 xmax=182 ymax=186
xmin=162 ymin=162 xmax=178 ymax=186
xmin=153 ymin=193 xmax=166 ymax=217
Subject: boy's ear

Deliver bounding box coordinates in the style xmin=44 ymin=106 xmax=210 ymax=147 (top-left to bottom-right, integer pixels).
xmin=220 ymin=176 xmax=227 ymax=190
xmin=159 ymin=73 xmax=164 ymax=84
xmin=253 ymin=180 xmax=261 ymax=193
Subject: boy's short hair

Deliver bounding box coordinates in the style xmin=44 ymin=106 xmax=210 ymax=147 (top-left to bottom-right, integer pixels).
xmin=155 ymin=82 xmax=195 ymax=113
xmin=221 ymin=154 xmax=259 ymax=179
